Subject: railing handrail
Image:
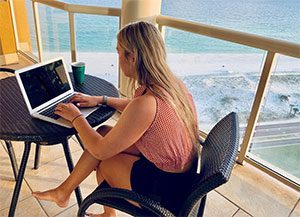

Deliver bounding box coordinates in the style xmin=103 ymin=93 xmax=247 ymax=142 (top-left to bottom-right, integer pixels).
xmin=155 ymin=15 xmax=300 ymax=58
xmin=32 ymin=0 xmax=67 ymax=10
xmin=32 ymin=0 xmax=121 ymax=17
xmin=67 ymin=4 xmax=121 ymax=16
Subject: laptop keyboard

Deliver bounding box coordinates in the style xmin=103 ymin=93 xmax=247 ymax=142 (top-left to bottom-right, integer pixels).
xmin=40 ymin=97 xmax=72 ymax=120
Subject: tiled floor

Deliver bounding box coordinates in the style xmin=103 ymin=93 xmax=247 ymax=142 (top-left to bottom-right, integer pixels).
xmin=1 ymin=56 xmax=299 ymax=216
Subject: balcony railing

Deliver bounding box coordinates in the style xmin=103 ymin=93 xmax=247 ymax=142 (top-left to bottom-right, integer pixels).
xmin=31 ymin=0 xmax=121 ymax=62
xmin=9 ymin=0 xmax=300 ymax=191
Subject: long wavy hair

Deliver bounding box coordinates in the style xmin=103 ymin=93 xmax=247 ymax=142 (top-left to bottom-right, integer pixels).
xmin=117 ymin=21 xmax=199 ymax=147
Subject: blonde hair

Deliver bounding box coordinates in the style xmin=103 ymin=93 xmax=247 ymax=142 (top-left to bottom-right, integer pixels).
xmin=117 ymin=21 xmax=199 ymax=147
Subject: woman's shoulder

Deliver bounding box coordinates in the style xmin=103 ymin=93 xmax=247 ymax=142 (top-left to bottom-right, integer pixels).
xmin=128 ymin=91 xmax=156 ymax=115
xmin=132 ymin=91 xmax=156 ymax=106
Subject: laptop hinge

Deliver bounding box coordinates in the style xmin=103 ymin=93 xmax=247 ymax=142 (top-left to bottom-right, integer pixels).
xmin=37 ymin=93 xmax=74 ymax=113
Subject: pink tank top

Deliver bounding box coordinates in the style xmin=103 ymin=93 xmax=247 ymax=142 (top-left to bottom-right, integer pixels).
xmin=133 ymin=85 xmax=197 ymax=172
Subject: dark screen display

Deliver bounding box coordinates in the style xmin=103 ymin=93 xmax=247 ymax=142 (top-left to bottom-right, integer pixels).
xmin=20 ymin=60 xmax=70 ymax=109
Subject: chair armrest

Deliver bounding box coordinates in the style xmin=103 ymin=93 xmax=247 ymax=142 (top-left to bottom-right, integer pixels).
xmin=199 ymin=138 xmax=205 ymax=146
xmin=78 ymin=188 xmax=175 ymax=217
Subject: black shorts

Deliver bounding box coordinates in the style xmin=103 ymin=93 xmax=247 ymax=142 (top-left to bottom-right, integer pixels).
xmin=130 ymin=156 xmax=197 ymax=214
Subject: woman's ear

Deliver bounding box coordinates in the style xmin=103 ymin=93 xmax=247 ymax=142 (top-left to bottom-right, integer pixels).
xmin=128 ymin=52 xmax=135 ymax=64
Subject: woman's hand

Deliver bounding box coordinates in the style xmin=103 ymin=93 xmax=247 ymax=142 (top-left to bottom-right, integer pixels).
xmin=55 ymin=103 xmax=82 ymax=122
xmin=69 ymin=93 xmax=99 ymax=108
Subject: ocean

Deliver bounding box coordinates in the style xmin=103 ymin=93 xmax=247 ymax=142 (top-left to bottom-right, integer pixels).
xmin=26 ymin=0 xmax=300 ymax=53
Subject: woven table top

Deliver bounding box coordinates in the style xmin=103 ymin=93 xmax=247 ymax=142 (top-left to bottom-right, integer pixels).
xmin=0 ymin=73 xmax=118 ymax=143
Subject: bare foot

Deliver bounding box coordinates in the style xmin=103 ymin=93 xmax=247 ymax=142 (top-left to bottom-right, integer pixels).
xmin=32 ymin=188 xmax=70 ymax=208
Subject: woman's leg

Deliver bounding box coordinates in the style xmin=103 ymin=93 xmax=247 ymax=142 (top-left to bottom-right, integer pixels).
xmin=32 ymin=125 xmax=112 ymax=207
xmin=87 ymin=153 xmax=140 ymax=217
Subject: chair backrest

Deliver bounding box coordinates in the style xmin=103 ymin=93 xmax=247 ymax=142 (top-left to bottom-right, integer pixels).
xmin=179 ymin=112 xmax=239 ymax=217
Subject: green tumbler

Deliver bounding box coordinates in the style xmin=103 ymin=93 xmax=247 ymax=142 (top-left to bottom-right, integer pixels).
xmin=71 ymin=62 xmax=85 ymax=85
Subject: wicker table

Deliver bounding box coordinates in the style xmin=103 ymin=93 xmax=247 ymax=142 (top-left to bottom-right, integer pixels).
xmin=0 ymin=73 xmax=118 ymax=217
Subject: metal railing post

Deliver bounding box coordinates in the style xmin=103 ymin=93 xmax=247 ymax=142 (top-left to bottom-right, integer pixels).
xmin=8 ymin=0 xmax=19 ymax=51
xmin=237 ymin=51 xmax=278 ymax=164
xmin=68 ymin=12 xmax=77 ymax=62
xmin=158 ymin=24 xmax=165 ymax=40
xmin=32 ymin=1 xmax=43 ymax=62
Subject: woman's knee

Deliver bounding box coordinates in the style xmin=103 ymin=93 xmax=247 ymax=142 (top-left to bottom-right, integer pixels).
xmin=96 ymin=125 xmax=112 ymax=136
xmin=99 ymin=155 xmax=119 ymax=179
xmin=99 ymin=154 xmax=138 ymax=188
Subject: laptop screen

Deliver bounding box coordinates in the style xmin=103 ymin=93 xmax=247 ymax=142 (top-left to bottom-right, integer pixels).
xmin=19 ymin=59 xmax=71 ymax=109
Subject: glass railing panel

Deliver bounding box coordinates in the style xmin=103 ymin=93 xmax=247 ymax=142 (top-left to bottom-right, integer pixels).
xmin=24 ymin=2 xmax=119 ymax=86
xmin=25 ymin=1 xmax=38 ymax=58
xmin=74 ymin=14 xmax=119 ymax=86
xmin=164 ymin=27 xmax=265 ymax=139
xmin=249 ymin=55 xmax=300 ymax=183
xmin=26 ymin=3 xmax=72 ymax=64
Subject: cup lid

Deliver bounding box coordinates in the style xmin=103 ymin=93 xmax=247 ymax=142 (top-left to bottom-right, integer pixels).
xmin=71 ymin=62 xmax=85 ymax=67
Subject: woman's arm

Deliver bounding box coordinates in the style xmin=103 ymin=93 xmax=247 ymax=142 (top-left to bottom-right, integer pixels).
xmin=98 ymin=96 xmax=131 ymax=112
xmin=70 ymin=94 xmax=131 ymax=112
xmin=72 ymin=93 xmax=156 ymax=160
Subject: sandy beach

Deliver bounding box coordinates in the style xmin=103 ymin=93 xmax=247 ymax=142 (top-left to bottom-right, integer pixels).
xmin=44 ymin=52 xmax=300 ymax=77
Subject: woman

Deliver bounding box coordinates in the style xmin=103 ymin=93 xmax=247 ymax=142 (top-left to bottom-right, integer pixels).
xmin=32 ymin=21 xmax=200 ymax=216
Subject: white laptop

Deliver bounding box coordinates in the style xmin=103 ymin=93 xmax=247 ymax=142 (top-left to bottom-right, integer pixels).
xmin=15 ymin=57 xmax=98 ymax=128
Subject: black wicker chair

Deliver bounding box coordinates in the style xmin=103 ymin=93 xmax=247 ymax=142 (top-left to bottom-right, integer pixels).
xmin=77 ymin=112 xmax=239 ymax=217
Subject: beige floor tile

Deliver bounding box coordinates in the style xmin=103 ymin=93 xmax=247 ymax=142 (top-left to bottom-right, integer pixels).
xmin=217 ymin=163 xmax=299 ymax=217
xmin=204 ymin=190 xmax=238 ymax=217
xmin=56 ymin=203 xmax=132 ymax=217
xmin=0 ymin=196 xmax=47 ymax=217
xmin=0 ymin=173 xmax=32 ymax=211
xmin=290 ymin=200 xmax=300 ymax=217
xmin=24 ymin=151 xmax=82 ymax=216
xmin=24 ymin=148 xmax=101 ymax=216
xmin=233 ymin=209 xmax=252 ymax=217
xmin=56 ymin=204 xmax=104 ymax=217
xmin=0 ymin=137 xmax=81 ymax=173
xmin=8 ymin=137 xmax=82 ymax=170
xmin=0 ymin=141 xmax=14 ymax=167
xmin=0 ymin=141 xmax=14 ymax=179
xmin=55 ymin=204 xmax=92 ymax=217
xmin=0 ymin=144 xmax=32 ymax=211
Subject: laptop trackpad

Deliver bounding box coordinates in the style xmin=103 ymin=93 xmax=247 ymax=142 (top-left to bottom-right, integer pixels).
xmin=80 ymin=106 xmax=99 ymax=117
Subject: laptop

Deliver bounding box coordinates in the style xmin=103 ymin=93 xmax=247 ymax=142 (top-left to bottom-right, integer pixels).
xmin=15 ymin=57 xmax=98 ymax=128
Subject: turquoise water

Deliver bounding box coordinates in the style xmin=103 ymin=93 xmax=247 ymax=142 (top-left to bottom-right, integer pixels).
xmin=27 ymin=0 xmax=300 ymax=53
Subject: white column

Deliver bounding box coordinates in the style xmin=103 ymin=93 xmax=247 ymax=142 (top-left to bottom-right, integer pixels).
xmin=119 ymin=0 xmax=162 ymax=96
